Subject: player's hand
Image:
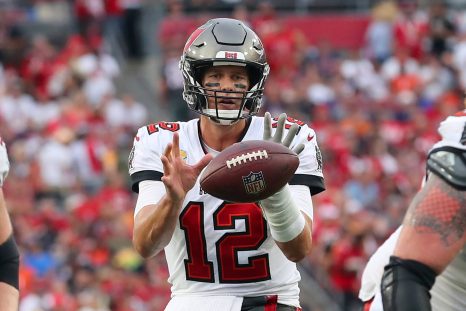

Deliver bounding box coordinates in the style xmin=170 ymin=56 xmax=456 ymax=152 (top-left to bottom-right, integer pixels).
xmin=263 ymin=112 xmax=304 ymax=155
xmin=161 ymin=132 xmax=212 ymax=203
xmin=0 ymin=137 xmax=10 ymax=187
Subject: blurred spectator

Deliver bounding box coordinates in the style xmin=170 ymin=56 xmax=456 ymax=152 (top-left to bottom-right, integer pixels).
xmin=231 ymin=4 xmax=251 ymax=27
xmin=103 ymin=0 xmax=123 ymax=48
xmin=427 ymin=0 xmax=456 ymax=58
xmin=157 ymin=0 xmax=199 ymax=121
xmin=33 ymin=0 xmax=71 ymax=25
xmin=453 ymin=30 xmax=466 ymax=89
xmin=121 ymin=0 xmax=144 ymax=60
xmin=0 ymin=75 xmax=35 ymax=136
xmin=103 ymin=94 xmax=147 ymax=129
xmin=158 ymin=0 xmax=194 ymax=54
xmin=159 ymin=47 xmax=189 ymax=121
xmin=364 ymin=1 xmax=397 ymax=63
xmin=254 ymin=2 xmax=308 ymax=81
xmin=393 ymin=0 xmax=428 ymax=60
xmin=36 ymin=126 xmax=76 ymax=198
xmin=0 ymin=24 xmax=27 ymax=70
xmin=74 ymin=0 xmax=105 ymax=38
xmin=329 ymin=229 xmax=368 ymax=311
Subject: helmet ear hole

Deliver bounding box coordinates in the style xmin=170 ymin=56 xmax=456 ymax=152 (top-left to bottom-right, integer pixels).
xmin=247 ymin=66 xmax=261 ymax=88
xmin=194 ymin=65 xmax=210 ymax=86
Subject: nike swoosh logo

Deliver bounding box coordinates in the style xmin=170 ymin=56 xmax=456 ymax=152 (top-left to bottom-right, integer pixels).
xmin=307 ymin=134 xmax=314 ymax=141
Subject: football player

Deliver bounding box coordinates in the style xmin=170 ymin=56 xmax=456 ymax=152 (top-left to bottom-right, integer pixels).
xmin=358 ymin=110 xmax=466 ymax=311
xmin=129 ymin=18 xmax=325 ymax=311
xmin=0 ymin=137 xmax=20 ymax=311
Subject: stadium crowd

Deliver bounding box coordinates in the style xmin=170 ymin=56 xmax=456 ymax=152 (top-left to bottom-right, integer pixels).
xmin=0 ymin=0 xmax=465 ymax=310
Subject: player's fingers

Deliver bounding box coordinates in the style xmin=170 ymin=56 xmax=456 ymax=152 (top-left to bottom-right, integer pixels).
xmin=293 ymin=143 xmax=305 ymax=155
xmin=273 ymin=113 xmax=286 ymax=143
xmin=172 ymin=132 xmax=180 ymax=158
xmin=161 ymin=155 xmax=171 ymax=175
xmin=263 ymin=112 xmax=272 ymax=140
xmin=283 ymin=123 xmax=299 ymax=148
xmin=164 ymin=143 xmax=173 ymax=162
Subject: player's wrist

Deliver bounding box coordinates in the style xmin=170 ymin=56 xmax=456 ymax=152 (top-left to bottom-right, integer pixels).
xmin=260 ymin=184 xmax=305 ymax=242
xmin=164 ymin=192 xmax=185 ymax=209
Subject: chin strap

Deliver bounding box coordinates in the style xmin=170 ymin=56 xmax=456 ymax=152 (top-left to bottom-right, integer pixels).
xmin=203 ymin=109 xmax=243 ymax=125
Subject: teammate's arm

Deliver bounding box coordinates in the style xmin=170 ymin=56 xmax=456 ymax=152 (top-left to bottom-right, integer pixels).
xmin=0 ymin=139 xmax=19 ymax=311
xmin=132 ymin=133 xmax=212 ymax=258
xmin=261 ymin=113 xmax=313 ymax=262
xmin=381 ymin=172 xmax=466 ymax=311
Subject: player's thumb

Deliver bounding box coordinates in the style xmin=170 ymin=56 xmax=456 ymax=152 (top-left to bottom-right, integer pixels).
xmin=195 ymin=153 xmax=213 ymax=174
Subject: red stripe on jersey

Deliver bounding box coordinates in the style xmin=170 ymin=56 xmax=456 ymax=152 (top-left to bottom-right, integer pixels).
xmin=363 ymin=297 xmax=374 ymax=311
xmin=454 ymin=110 xmax=466 ymax=117
xmin=264 ymin=295 xmax=277 ymax=311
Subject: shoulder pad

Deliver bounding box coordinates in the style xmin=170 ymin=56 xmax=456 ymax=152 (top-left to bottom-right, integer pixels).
xmin=427 ymin=147 xmax=466 ymax=190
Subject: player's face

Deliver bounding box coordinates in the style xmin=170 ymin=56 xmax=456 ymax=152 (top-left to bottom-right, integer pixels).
xmin=201 ymin=65 xmax=250 ymax=110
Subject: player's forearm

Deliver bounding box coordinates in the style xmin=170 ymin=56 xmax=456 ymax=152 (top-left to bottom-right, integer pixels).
xmin=275 ymin=214 xmax=313 ymax=262
xmin=0 ymin=189 xmax=13 ymax=241
xmin=260 ymin=185 xmax=312 ymax=262
xmin=133 ymin=195 xmax=183 ymax=258
xmin=394 ymin=174 xmax=466 ymax=273
xmin=0 ymin=283 xmax=19 ymax=311
xmin=0 ymin=190 xmax=20 ymax=302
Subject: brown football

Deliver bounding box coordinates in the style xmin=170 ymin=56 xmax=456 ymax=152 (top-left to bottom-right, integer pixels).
xmin=200 ymin=140 xmax=299 ymax=202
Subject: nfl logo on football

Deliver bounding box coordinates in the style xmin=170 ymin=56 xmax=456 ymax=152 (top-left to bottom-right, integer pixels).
xmin=242 ymin=171 xmax=266 ymax=194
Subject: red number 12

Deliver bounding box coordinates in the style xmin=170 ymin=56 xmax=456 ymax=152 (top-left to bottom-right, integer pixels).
xmin=179 ymin=202 xmax=271 ymax=283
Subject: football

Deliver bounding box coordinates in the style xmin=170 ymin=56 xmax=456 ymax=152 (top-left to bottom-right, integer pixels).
xmin=200 ymin=140 xmax=299 ymax=202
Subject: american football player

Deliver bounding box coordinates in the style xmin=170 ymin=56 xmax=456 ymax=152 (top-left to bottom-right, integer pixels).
xmin=0 ymin=137 xmax=20 ymax=311
xmin=358 ymin=109 xmax=466 ymax=311
xmin=129 ymin=18 xmax=325 ymax=311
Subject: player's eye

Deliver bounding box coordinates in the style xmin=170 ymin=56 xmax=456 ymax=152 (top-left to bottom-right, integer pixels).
xmin=208 ymin=73 xmax=220 ymax=79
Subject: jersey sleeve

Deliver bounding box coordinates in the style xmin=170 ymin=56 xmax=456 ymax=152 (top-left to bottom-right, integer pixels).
xmin=431 ymin=110 xmax=466 ymax=151
xmin=426 ymin=111 xmax=466 ymax=190
xmin=288 ymin=123 xmax=325 ymax=195
xmin=128 ymin=125 xmax=164 ymax=193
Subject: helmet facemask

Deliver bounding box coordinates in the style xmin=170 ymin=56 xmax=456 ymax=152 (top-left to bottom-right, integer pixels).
xmin=182 ymin=62 xmax=268 ymax=125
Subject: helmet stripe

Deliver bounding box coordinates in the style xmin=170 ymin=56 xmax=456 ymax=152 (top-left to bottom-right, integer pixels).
xmin=183 ymin=28 xmax=206 ymax=53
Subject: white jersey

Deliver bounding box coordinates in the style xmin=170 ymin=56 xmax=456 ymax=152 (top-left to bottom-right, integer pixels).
xmin=129 ymin=116 xmax=325 ymax=306
xmin=359 ymin=110 xmax=466 ymax=311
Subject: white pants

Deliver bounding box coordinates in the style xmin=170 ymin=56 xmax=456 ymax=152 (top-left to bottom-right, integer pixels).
xmin=165 ymin=295 xmax=244 ymax=311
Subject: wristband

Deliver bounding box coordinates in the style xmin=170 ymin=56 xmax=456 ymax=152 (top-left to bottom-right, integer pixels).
xmin=260 ymin=184 xmax=305 ymax=242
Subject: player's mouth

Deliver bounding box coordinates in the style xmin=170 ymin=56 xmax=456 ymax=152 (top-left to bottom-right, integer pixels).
xmin=217 ymin=99 xmax=239 ymax=109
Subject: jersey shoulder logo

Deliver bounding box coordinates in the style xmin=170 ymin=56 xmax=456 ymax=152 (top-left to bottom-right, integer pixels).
xmin=315 ymin=145 xmax=323 ymax=172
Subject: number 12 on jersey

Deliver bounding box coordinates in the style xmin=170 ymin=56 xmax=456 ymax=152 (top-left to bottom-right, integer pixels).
xmin=179 ymin=202 xmax=271 ymax=283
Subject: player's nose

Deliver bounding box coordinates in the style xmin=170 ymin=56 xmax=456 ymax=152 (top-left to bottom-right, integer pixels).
xmin=219 ymin=77 xmax=236 ymax=91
